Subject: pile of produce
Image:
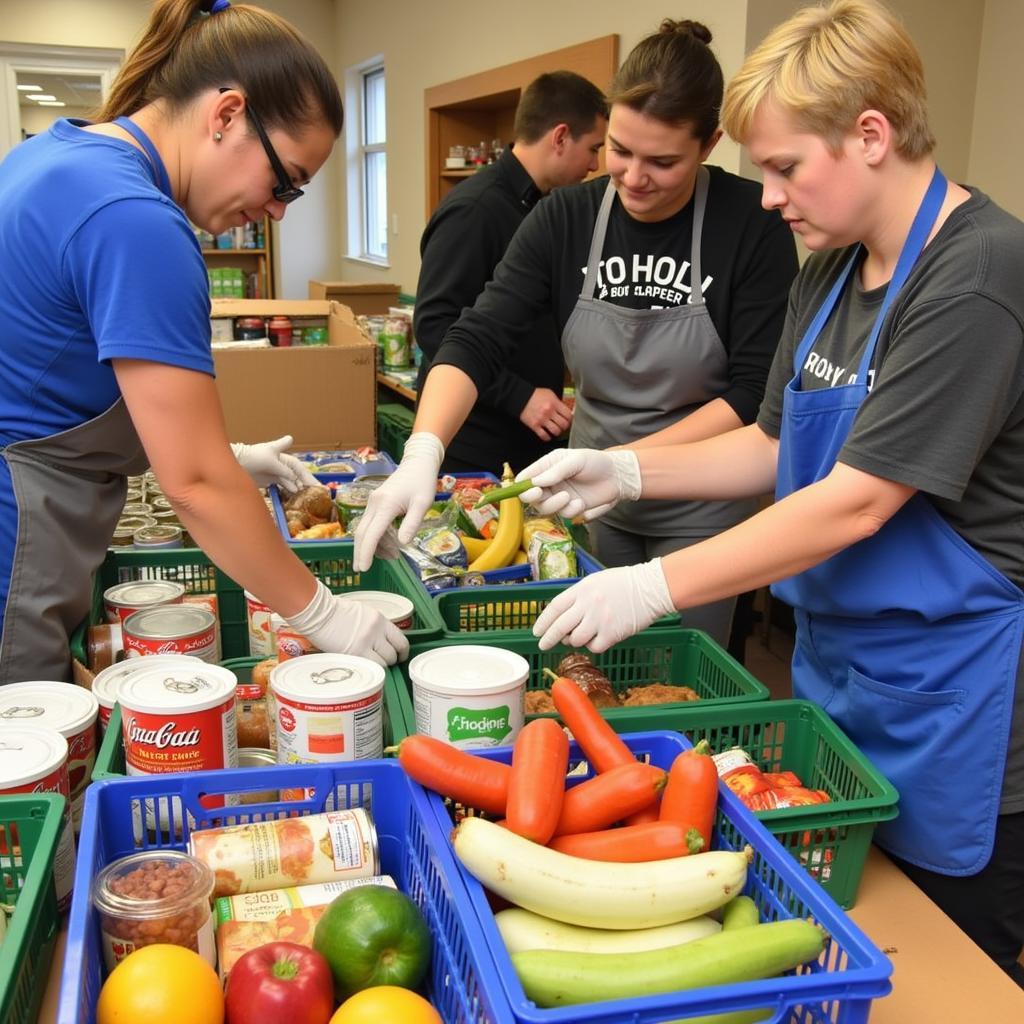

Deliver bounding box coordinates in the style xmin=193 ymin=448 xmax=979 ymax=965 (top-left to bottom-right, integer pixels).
xmin=282 ymin=485 xmax=344 ymax=540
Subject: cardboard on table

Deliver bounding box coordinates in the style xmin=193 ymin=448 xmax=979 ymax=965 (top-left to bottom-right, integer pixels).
xmin=210 ymin=298 xmax=376 ymax=449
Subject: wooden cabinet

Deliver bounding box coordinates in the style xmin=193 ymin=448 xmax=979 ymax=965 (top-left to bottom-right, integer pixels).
xmin=198 ymin=216 xmax=275 ymax=298
xmin=424 ymin=35 xmax=618 ymax=216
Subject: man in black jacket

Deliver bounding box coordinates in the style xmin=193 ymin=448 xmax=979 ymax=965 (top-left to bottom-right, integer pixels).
xmin=414 ymin=71 xmax=607 ymax=474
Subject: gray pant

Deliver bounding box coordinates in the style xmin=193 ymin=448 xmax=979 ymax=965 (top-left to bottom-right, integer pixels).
xmin=589 ymin=520 xmax=737 ymax=649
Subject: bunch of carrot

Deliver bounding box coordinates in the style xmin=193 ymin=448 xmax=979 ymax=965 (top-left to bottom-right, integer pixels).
xmin=395 ymin=670 xmax=719 ymax=862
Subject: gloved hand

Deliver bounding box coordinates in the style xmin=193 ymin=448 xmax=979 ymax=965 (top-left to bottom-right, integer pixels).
xmin=231 ymin=435 xmax=318 ymax=494
xmin=532 ymin=559 xmax=675 ymax=652
xmin=285 ymin=580 xmax=409 ymax=666
xmin=516 ymin=448 xmax=642 ymax=521
xmin=353 ymin=432 xmax=444 ymax=572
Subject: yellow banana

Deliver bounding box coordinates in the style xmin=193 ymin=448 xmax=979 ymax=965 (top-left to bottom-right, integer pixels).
xmin=468 ymin=463 xmax=523 ymax=571
xmin=513 ymin=548 xmax=529 ymax=565
xmin=461 ymin=535 xmax=492 ymax=561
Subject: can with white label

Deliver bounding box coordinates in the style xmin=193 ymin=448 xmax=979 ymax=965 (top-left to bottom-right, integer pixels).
xmin=90 ymin=654 xmax=205 ymax=733
xmin=336 ymin=591 xmax=414 ymax=630
xmin=103 ymin=580 xmax=185 ymax=626
xmin=123 ymin=605 xmax=218 ymax=662
xmin=0 ymin=681 xmax=99 ymax=832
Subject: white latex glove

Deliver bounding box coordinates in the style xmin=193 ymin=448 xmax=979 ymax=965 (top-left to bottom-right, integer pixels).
xmin=516 ymin=447 xmax=642 ymax=522
xmin=353 ymin=432 xmax=444 ymax=572
xmin=532 ymin=559 xmax=675 ymax=652
xmin=285 ymin=580 xmax=409 ymax=666
xmin=231 ymin=435 xmax=318 ymax=494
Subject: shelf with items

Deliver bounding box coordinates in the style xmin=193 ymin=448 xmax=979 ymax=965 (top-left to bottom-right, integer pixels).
xmin=424 ymin=34 xmax=618 ymax=215
xmin=195 ymin=215 xmax=275 ymax=299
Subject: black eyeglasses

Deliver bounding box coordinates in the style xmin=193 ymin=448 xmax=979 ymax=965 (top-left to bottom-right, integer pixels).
xmin=220 ymin=87 xmax=304 ymax=204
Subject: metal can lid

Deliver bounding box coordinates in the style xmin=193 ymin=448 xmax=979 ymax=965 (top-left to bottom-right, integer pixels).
xmin=118 ymin=662 xmax=237 ymax=714
xmin=0 ymin=681 xmax=98 ymax=736
xmin=270 ymin=652 xmax=384 ymax=705
xmin=238 ymin=747 xmax=276 ymax=769
xmin=337 ymin=591 xmax=413 ymax=623
xmin=91 ymin=654 xmax=206 ymax=709
xmin=123 ymin=604 xmax=215 ymax=640
xmin=133 ymin=525 xmax=183 ymax=545
xmin=0 ymin=724 xmax=69 ymax=789
xmin=409 ymin=644 xmax=530 ymax=697
xmin=104 ymin=580 xmax=186 ymax=609
xmin=121 ymin=503 xmax=154 ymax=516
xmin=114 ymin=516 xmax=156 ymax=533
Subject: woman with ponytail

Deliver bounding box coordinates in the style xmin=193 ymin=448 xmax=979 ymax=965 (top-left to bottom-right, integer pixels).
xmin=355 ymin=19 xmax=798 ymax=648
xmin=0 ymin=1 xmax=408 ymax=682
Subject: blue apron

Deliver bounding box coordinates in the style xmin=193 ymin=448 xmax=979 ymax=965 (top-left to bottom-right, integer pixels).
xmin=772 ymin=168 xmax=1024 ymax=875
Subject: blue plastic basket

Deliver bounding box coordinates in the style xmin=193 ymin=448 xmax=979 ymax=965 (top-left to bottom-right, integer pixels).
xmin=61 ymin=761 xmax=514 ymax=1024
xmin=429 ymin=731 xmax=893 ymax=1024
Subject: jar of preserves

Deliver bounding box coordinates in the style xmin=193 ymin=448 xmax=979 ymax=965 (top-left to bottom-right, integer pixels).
xmin=234 ymin=316 xmax=266 ymax=341
xmin=267 ymin=315 xmax=293 ymax=347
xmin=92 ymin=850 xmax=216 ymax=972
xmin=235 ymin=683 xmax=270 ymax=748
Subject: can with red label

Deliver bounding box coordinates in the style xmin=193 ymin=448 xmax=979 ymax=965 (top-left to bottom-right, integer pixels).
xmin=123 ymin=605 xmax=218 ymax=662
xmin=0 ymin=725 xmax=76 ymax=911
xmin=183 ymin=593 xmax=222 ymax=662
xmin=245 ymin=590 xmax=275 ymax=657
xmin=91 ymin=654 xmax=206 ymax=733
xmin=118 ymin=663 xmax=239 ymax=826
xmin=103 ymin=580 xmax=185 ymax=626
xmin=0 ymin=682 xmax=99 ymax=832
xmin=269 ymin=614 xmax=319 ymax=662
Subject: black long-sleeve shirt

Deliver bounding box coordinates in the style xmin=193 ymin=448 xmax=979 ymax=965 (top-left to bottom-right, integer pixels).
xmin=433 ymin=166 xmax=798 ymax=428
xmin=414 ymin=148 xmax=564 ymax=474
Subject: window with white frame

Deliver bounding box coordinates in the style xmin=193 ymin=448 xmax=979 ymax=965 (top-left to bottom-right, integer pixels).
xmin=347 ymin=62 xmax=387 ymax=263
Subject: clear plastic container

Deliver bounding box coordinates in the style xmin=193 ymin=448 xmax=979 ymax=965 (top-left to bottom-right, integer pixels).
xmin=92 ymin=850 xmax=215 ymax=973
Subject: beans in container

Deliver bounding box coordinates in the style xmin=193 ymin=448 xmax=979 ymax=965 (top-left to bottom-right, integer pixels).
xmin=123 ymin=604 xmax=218 ymax=662
xmin=189 ymin=808 xmax=380 ymax=897
xmin=0 ymin=725 xmax=76 ymax=911
xmin=269 ymin=654 xmax=385 ymax=768
xmin=104 ymin=580 xmax=185 ymax=626
xmin=90 ymin=653 xmax=205 ymax=733
xmin=0 ymin=681 xmax=99 ymax=832
xmin=91 ymin=850 xmax=215 ymax=974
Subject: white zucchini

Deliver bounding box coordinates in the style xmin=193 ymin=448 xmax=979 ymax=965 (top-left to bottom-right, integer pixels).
xmin=452 ymin=816 xmax=750 ymax=929
xmin=495 ymin=907 xmax=721 ymax=955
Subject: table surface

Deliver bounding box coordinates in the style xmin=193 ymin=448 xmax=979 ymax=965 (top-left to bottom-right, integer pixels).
xmin=38 ymin=845 xmax=1024 ymax=1023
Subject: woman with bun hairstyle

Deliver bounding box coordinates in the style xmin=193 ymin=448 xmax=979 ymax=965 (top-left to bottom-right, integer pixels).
xmin=0 ymin=0 xmax=409 ymax=681
xmin=355 ymin=19 xmax=798 ymax=647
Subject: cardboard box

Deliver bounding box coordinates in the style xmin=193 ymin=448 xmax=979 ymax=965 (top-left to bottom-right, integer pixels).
xmin=307 ymin=280 xmax=402 ymax=315
xmin=211 ymin=299 xmax=376 ymax=448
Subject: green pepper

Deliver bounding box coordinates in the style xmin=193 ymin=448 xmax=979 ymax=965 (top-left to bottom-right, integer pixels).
xmin=472 ymin=478 xmax=534 ymax=510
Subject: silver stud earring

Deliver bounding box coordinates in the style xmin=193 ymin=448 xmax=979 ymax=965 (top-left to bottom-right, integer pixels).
xmin=213 ymin=131 xmax=223 ymax=142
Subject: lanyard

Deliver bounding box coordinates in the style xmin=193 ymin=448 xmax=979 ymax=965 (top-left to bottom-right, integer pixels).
xmin=792 ymin=166 xmax=948 ymax=380
xmin=113 ymin=116 xmax=173 ymax=199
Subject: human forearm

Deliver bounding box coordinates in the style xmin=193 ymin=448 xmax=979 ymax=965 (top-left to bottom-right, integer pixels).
xmin=626 ymin=397 xmax=743 ymax=450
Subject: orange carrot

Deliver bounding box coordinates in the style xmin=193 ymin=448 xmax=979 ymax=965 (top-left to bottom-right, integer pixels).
xmin=396 ymin=735 xmax=510 ymax=816
xmin=549 ymin=820 xmax=705 ymax=861
xmin=506 ymin=719 xmax=570 ymax=844
xmin=545 ymin=669 xmax=632 ymax=773
xmin=553 ymin=761 xmax=666 ymax=836
xmin=659 ymin=740 xmax=718 ymax=848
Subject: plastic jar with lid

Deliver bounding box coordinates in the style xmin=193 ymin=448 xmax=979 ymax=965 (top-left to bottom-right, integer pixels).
xmin=267 ymin=315 xmax=293 ymax=347
xmin=92 ymin=849 xmax=216 ymax=973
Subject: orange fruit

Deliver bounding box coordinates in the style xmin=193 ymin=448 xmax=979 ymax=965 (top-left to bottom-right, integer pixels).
xmin=96 ymin=943 xmax=223 ymax=1024
xmin=329 ymin=985 xmax=442 ymax=1024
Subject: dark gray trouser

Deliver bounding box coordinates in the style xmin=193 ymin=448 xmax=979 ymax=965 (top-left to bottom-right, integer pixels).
xmin=588 ymin=519 xmax=737 ymax=649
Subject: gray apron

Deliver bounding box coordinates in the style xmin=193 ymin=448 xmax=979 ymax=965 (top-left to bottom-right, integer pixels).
xmin=0 ymin=400 xmax=148 ymax=683
xmin=562 ymin=169 xmax=754 ymax=536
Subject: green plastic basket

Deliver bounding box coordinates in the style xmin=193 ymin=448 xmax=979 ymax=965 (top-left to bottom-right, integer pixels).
xmin=598 ymin=699 xmax=899 ymax=908
xmin=0 ymin=794 xmax=65 ymax=1024
xmin=401 ymin=628 xmax=769 ymax=721
xmin=376 ymin=402 xmax=415 ymax=462
xmin=93 ymin=655 xmax=414 ymax=781
xmin=73 ymin=544 xmax=443 ymax=665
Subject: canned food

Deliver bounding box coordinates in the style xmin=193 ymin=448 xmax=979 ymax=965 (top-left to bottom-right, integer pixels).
xmin=92 ymin=850 xmax=215 ymax=973
xmin=235 ymin=684 xmax=270 ymax=749
xmin=86 ymin=622 xmax=123 ymax=673
xmin=133 ymin=524 xmax=183 ymax=550
xmin=0 ymin=682 xmax=99 ymax=832
xmin=104 ymin=580 xmax=185 ymax=626
xmin=118 ymin=662 xmax=238 ymax=819
xmin=125 ymin=487 xmax=144 ymax=503
xmin=150 ymin=496 xmax=173 ymax=512
xmin=245 ymin=590 xmax=275 ymax=657
xmin=269 ymin=653 xmax=385 ymax=769
xmin=121 ymin=502 xmax=154 ymax=517
xmin=336 ymin=591 xmax=414 ymax=630
xmin=91 ymin=654 xmax=206 ymax=733
xmin=0 ymin=726 xmax=76 ymax=911
xmin=189 ymin=808 xmax=380 ymax=897
xmin=123 ymin=604 xmax=218 ymax=662
xmin=267 ymin=315 xmax=293 ymax=347
xmin=110 ymin=515 xmax=157 ymax=547
xmin=269 ymin=614 xmax=318 ymax=662
xmin=381 ymin=316 xmax=411 ymax=368
xmin=236 ymin=747 xmax=278 ymax=805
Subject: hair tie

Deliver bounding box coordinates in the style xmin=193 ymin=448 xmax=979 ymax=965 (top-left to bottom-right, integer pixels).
xmin=202 ymin=0 xmax=231 ymax=13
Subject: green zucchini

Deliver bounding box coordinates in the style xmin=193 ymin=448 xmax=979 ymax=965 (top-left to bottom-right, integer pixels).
xmin=511 ymin=917 xmax=825 ymax=1007
xmin=472 ymin=479 xmax=533 ymax=509
xmin=721 ymin=895 xmax=761 ymax=931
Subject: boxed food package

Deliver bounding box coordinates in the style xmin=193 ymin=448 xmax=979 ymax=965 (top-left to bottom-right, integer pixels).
xmin=306 ymin=280 xmax=402 ymax=315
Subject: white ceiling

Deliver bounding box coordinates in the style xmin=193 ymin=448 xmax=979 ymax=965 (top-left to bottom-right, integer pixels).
xmin=16 ymin=71 xmax=102 ymax=111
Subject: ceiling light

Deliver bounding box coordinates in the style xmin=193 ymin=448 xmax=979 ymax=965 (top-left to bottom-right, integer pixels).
xmin=29 ymin=94 xmax=58 ymax=102
xmin=38 ymin=101 xmax=66 ymax=107
xmin=17 ymin=84 xmax=42 ymax=92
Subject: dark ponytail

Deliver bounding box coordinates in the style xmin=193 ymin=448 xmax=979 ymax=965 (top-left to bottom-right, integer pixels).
xmin=608 ymin=18 xmax=722 ymax=141
xmin=96 ymin=0 xmax=343 ymax=137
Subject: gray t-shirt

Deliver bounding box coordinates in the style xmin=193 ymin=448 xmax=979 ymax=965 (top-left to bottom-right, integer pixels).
xmin=758 ymin=188 xmax=1024 ymax=812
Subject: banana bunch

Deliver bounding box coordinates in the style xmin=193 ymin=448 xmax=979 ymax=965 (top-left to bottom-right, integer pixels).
xmin=467 ymin=463 xmax=524 ymax=571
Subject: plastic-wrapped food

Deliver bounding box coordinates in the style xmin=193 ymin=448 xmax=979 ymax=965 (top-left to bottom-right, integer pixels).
xmin=415 ymin=523 xmax=468 ymax=569
xmin=401 ymin=544 xmax=462 ymax=593
xmin=711 ymin=748 xmax=831 ymax=811
xmin=523 ymin=513 xmax=576 ymax=580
